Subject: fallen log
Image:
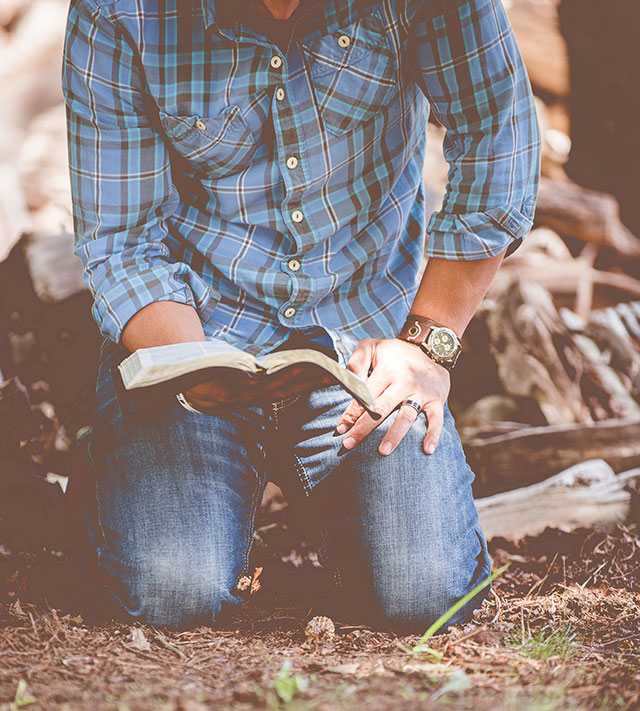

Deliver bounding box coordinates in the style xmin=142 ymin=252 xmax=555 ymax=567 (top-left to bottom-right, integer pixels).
xmin=464 ymin=416 xmax=640 ymax=496
xmin=477 ymin=459 xmax=638 ymax=541
xmin=535 ymin=178 xmax=640 ymax=257
xmin=484 ymin=278 xmax=640 ymax=425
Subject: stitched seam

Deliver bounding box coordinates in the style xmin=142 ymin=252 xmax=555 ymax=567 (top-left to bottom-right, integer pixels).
xmin=292 ymin=453 xmax=313 ymax=496
xmin=271 ymin=391 xmax=302 ymax=418
xmin=240 ymin=448 xmax=265 ymax=574
xmin=87 ymin=435 xmax=109 ymax=560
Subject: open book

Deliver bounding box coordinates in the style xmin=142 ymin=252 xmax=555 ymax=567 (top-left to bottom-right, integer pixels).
xmin=111 ymin=340 xmax=380 ymax=418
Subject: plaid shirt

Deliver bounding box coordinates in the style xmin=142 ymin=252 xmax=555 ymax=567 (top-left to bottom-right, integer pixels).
xmin=63 ymin=0 xmax=540 ymax=356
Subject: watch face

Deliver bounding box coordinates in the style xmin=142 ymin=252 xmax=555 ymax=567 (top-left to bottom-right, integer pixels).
xmin=427 ymin=327 xmax=458 ymax=359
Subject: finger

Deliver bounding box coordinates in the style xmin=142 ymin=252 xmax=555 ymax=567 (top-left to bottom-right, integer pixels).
xmin=336 ymin=365 xmax=389 ymax=433
xmin=346 ymin=339 xmax=376 ymax=379
xmin=422 ymin=400 xmax=445 ymax=454
xmin=378 ymin=399 xmax=422 ymax=456
xmin=342 ymin=385 xmax=402 ymax=450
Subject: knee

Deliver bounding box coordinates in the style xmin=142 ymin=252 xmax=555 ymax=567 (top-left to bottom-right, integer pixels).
xmin=105 ymin=551 xmax=239 ymax=629
xmin=374 ymin=575 xmax=488 ymax=635
xmin=370 ymin=550 xmax=491 ymax=634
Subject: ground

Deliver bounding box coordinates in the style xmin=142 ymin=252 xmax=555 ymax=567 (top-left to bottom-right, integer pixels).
xmin=0 ymin=506 xmax=639 ymax=710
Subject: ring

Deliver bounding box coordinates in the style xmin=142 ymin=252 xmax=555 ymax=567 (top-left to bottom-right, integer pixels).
xmin=400 ymin=398 xmax=422 ymax=414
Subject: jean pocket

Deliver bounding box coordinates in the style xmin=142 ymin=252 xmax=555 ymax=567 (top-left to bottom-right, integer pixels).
xmin=159 ymin=106 xmax=258 ymax=179
xmin=302 ymin=12 xmax=397 ymax=136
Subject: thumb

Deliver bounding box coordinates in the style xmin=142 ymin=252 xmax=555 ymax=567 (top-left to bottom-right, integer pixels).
xmin=347 ymin=339 xmax=376 ymax=379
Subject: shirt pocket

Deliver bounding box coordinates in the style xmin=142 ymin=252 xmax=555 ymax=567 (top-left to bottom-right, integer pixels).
xmin=158 ymin=105 xmax=258 ymax=179
xmin=301 ymin=13 xmax=397 ymax=137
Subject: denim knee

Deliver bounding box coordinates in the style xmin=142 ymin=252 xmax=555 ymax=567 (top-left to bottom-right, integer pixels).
xmin=105 ymin=551 xmax=241 ymax=629
xmin=373 ymin=576 xmax=490 ymax=634
xmin=369 ymin=532 xmax=492 ymax=634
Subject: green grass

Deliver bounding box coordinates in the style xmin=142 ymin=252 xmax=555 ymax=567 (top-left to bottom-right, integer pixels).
xmin=399 ymin=563 xmax=510 ymax=661
xmin=507 ymin=624 xmax=581 ymax=661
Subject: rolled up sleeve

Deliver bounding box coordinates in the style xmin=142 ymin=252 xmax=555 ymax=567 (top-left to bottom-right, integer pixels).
xmin=409 ymin=0 xmax=541 ymax=260
xmin=62 ymin=0 xmax=218 ymax=344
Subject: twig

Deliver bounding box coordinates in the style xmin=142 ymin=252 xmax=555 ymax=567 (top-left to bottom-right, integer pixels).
xmin=27 ymin=611 xmax=38 ymax=638
xmin=596 ymin=632 xmax=640 ymax=648
xmin=152 ymin=629 xmax=187 ymax=660
xmin=579 ymin=561 xmax=607 ymax=590
xmin=611 ymin=562 xmax=640 ymax=581
xmin=489 ymin=588 xmax=502 ymax=624
xmin=0 ymin=649 xmax=40 ymax=657
xmin=526 ymin=552 xmax=559 ymax=598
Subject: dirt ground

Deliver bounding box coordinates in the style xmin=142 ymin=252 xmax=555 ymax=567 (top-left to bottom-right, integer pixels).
xmin=0 ymin=506 xmax=639 ymax=711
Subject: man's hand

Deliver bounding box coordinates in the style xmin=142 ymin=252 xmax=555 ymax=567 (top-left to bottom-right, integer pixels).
xmin=335 ymin=338 xmax=451 ymax=456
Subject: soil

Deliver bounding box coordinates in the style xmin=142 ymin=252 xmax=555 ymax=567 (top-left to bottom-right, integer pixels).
xmin=0 ymin=497 xmax=639 ymax=711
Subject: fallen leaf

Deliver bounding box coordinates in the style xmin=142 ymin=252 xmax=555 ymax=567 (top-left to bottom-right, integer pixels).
xmin=250 ymin=566 xmax=263 ymax=594
xmin=236 ymin=576 xmax=251 ymax=592
xmin=128 ymin=627 xmax=152 ymax=652
xmin=10 ymin=599 xmax=26 ymax=617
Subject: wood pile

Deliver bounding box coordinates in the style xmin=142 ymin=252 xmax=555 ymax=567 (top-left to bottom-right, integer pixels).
xmin=0 ymin=0 xmax=639 ymax=547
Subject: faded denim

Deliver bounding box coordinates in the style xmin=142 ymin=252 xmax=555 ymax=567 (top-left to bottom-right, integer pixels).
xmin=69 ymin=338 xmax=492 ymax=631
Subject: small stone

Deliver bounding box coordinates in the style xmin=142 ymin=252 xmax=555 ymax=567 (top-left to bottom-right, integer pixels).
xmin=304 ymin=615 xmax=335 ymax=643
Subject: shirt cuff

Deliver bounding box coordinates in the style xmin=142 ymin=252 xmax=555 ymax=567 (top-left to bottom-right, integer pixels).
xmin=91 ymin=263 xmax=220 ymax=344
xmin=426 ymin=202 xmax=535 ymax=260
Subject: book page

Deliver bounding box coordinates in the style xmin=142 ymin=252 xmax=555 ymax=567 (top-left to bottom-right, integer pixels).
xmin=259 ymin=349 xmax=378 ymax=416
xmin=119 ymin=339 xmax=258 ymax=389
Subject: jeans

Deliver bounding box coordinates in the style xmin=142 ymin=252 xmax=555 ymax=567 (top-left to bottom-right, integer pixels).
xmin=68 ymin=338 xmax=492 ymax=632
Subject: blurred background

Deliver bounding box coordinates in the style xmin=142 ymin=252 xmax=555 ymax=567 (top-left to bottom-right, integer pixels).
xmin=1 ymin=0 xmax=640 ymax=540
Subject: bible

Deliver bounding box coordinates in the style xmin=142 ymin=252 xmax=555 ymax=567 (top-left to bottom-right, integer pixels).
xmin=111 ymin=339 xmax=380 ymax=418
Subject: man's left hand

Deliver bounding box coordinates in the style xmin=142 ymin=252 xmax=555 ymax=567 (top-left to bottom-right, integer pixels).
xmin=335 ymin=338 xmax=451 ymax=456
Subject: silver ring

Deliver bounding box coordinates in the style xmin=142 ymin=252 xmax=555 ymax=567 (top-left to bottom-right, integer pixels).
xmin=400 ymin=398 xmax=422 ymax=414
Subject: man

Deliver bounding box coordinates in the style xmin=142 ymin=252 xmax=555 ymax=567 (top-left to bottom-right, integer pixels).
xmin=63 ymin=0 xmax=539 ymax=630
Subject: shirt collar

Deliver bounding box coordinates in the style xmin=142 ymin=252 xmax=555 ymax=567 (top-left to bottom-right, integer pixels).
xmin=201 ymin=0 xmax=238 ymax=29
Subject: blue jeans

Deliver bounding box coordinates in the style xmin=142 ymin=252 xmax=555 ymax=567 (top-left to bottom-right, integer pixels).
xmin=69 ymin=338 xmax=491 ymax=631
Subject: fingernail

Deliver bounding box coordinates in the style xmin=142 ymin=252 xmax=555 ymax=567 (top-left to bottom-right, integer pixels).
xmin=380 ymin=441 xmax=393 ymax=456
xmin=343 ymin=436 xmax=356 ymax=449
xmin=336 ymin=423 xmax=348 ymax=434
xmin=426 ymin=442 xmax=435 ymax=454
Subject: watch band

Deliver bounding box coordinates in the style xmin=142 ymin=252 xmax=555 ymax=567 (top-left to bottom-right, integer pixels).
xmin=397 ymin=314 xmax=462 ymax=371
xmin=398 ymin=315 xmax=446 ymax=343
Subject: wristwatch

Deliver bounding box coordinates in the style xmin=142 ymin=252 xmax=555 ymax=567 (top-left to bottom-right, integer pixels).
xmin=398 ymin=315 xmax=462 ymax=371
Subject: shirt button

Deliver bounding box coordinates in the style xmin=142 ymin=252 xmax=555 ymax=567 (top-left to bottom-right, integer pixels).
xmin=276 ymin=87 xmax=285 ymax=101
xmin=286 ymin=156 xmax=299 ymax=170
xmin=288 ymin=258 xmax=301 ymax=272
xmin=284 ymin=307 xmax=297 ymax=318
xmin=338 ymin=35 xmax=350 ymax=48
xmin=195 ymin=119 xmax=206 ymax=130
xmin=291 ymin=210 xmax=304 ymax=223
xmin=270 ymin=56 xmax=283 ymax=69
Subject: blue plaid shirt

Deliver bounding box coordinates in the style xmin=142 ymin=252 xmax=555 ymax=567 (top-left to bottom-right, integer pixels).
xmin=63 ymin=0 xmax=540 ymax=357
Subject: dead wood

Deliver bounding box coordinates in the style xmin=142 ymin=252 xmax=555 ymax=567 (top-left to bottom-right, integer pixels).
xmin=477 ymin=459 xmax=637 ymax=541
xmin=483 ymin=278 xmax=640 ymax=426
xmin=535 ymin=178 xmax=640 ymax=257
xmin=464 ymin=416 xmax=640 ymax=496
xmin=23 ymin=233 xmax=85 ymax=303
